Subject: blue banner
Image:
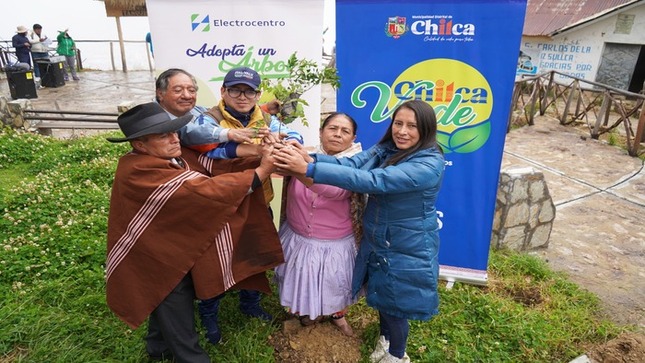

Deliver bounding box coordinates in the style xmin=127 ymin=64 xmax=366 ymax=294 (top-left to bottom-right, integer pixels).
xmin=336 ymin=0 xmax=527 ymax=283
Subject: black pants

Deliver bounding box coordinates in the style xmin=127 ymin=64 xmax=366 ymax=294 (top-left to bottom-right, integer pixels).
xmin=145 ymin=274 xmax=210 ymax=363
xmin=379 ymin=311 xmax=409 ymax=359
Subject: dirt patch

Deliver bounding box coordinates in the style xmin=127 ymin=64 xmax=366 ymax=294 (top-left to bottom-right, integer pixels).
xmin=270 ymin=318 xmax=363 ymax=363
xmin=504 ymin=284 xmax=544 ymax=307
xmin=585 ymin=332 xmax=645 ymax=363
xmin=0 ymin=346 xmax=27 ymax=362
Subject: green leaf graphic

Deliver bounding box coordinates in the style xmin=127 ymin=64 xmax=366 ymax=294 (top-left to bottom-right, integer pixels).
xmin=437 ymin=121 xmax=491 ymax=154
xmin=436 ymin=131 xmax=451 ymax=153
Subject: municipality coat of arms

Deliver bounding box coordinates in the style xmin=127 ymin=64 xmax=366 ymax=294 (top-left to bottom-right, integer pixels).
xmin=385 ymin=16 xmax=408 ymax=39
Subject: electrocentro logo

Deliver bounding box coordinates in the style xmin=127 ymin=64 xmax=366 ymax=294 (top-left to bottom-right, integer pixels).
xmin=190 ymin=13 xmax=286 ymax=31
xmin=350 ymin=59 xmax=493 ymax=154
xmin=191 ymin=14 xmax=210 ymax=32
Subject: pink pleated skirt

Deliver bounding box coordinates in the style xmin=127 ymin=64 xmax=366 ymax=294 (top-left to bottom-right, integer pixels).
xmin=274 ymin=223 xmax=358 ymax=319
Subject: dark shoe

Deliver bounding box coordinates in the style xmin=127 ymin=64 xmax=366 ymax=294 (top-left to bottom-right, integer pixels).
xmin=205 ymin=327 xmax=222 ymax=345
xmin=299 ymin=315 xmax=325 ymax=326
xmin=72 ymin=76 xmax=80 ymax=81
xmin=198 ymin=296 xmax=223 ymax=344
xmin=200 ymin=313 xmax=222 ymax=344
xmin=241 ymin=304 xmax=273 ymax=321
xmin=148 ymin=350 xmax=174 ymax=362
xmin=239 ymin=290 xmax=272 ymax=321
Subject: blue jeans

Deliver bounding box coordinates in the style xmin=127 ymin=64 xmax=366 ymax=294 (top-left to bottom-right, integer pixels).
xmin=198 ymin=289 xmax=262 ymax=317
xmin=31 ymin=52 xmax=48 ymax=77
xmin=379 ymin=311 xmax=410 ymax=359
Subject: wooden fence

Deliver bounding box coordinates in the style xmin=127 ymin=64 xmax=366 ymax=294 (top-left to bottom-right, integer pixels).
xmin=509 ymin=70 xmax=645 ymax=157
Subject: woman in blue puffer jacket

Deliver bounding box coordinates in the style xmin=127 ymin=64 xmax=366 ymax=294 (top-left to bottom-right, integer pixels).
xmin=274 ymin=100 xmax=445 ymax=363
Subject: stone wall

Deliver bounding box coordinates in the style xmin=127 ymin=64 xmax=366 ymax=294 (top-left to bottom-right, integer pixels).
xmin=0 ymin=96 xmax=8 ymax=126
xmin=1 ymin=98 xmax=131 ymax=137
xmin=0 ymin=96 xmax=33 ymax=129
xmin=491 ymin=167 xmax=556 ymax=251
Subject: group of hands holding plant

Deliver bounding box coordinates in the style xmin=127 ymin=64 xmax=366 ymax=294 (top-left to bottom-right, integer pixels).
xmin=249 ymin=127 xmax=313 ymax=180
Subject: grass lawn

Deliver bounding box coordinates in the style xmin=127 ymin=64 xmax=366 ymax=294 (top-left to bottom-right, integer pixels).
xmin=0 ymin=127 xmax=630 ymax=362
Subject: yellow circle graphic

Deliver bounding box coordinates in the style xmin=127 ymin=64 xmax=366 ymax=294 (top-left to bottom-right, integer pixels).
xmin=390 ymin=58 xmax=493 ymax=134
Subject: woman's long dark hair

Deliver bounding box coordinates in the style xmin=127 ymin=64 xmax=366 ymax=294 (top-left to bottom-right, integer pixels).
xmin=378 ymin=100 xmax=442 ymax=166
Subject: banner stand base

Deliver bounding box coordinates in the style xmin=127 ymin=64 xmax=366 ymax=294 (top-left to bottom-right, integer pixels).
xmin=440 ymin=265 xmax=488 ymax=287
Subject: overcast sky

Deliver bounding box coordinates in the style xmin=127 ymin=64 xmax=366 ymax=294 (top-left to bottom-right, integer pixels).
xmin=1 ymin=0 xmax=335 ymax=71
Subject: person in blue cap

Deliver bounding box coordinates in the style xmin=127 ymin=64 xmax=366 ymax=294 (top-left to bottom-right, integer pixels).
xmin=191 ymin=66 xmax=303 ymax=345
xmin=154 ymin=66 xmax=303 ymax=345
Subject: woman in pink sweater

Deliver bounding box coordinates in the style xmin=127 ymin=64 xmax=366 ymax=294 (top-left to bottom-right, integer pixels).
xmin=274 ymin=112 xmax=363 ymax=336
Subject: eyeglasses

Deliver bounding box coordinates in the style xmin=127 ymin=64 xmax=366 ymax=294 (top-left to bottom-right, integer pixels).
xmin=226 ymin=88 xmax=259 ymax=98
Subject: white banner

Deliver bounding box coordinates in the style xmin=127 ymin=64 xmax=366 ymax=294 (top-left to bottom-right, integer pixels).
xmin=146 ymin=0 xmax=324 ymax=144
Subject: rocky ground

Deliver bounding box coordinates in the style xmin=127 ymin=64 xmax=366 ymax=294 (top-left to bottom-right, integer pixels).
xmin=270 ymin=319 xmax=363 ymax=363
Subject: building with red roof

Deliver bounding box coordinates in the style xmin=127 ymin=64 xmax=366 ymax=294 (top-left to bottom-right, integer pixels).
xmin=517 ymin=0 xmax=645 ymax=92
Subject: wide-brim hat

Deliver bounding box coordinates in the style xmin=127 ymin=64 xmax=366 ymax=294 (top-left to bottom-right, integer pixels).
xmin=107 ymin=102 xmax=192 ymax=143
xmin=16 ymin=25 xmax=28 ymax=33
xmin=223 ymin=67 xmax=261 ymax=90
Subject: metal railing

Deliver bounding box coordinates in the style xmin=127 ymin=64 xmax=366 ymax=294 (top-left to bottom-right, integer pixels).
xmin=0 ymin=39 xmax=153 ymax=72
xmin=1 ymin=42 xmax=83 ymax=72
xmin=23 ymin=109 xmax=119 ymax=131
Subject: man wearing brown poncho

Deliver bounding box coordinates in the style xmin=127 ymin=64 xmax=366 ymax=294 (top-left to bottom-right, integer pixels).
xmin=105 ymin=102 xmax=283 ymax=362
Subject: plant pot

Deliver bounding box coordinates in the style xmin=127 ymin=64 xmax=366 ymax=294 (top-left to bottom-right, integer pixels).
xmin=281 ymin=92 xmax=301 ymax=119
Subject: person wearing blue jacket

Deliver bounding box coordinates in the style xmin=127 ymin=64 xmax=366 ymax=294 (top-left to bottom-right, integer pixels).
xmin=273 ymin=100 xmax=445 ymax=363
xmin=11 ymin=26 xmax=32 ymax=66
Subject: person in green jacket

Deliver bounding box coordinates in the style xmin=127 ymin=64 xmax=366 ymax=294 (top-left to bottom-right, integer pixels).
xmin=56 ymin=28 xmax=79 ymax=81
